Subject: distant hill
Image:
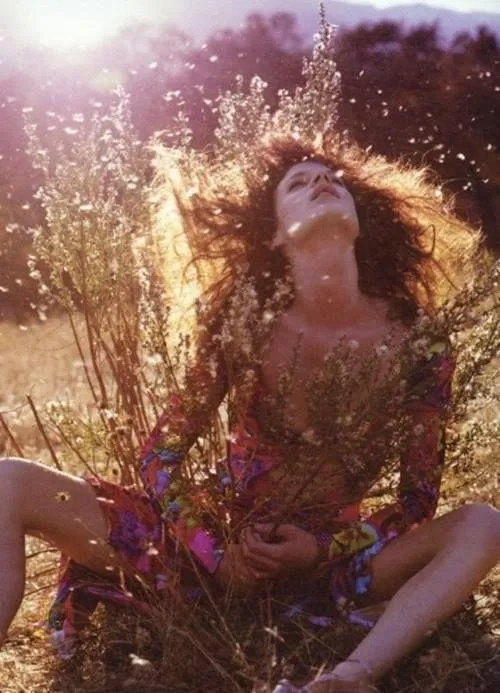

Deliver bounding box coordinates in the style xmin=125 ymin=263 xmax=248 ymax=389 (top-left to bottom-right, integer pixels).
xmin=307 ymin=2 xmax=500 ymax=42
xmin=169 ymin=1 xmax=500 ymax=44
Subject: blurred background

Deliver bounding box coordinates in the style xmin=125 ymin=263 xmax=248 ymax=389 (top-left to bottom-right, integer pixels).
xmin=1 ymin=0 xmax=499 ymax=321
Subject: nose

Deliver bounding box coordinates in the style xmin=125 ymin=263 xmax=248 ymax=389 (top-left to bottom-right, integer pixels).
xmin=313 ymin=171 xmax=332 ymax=184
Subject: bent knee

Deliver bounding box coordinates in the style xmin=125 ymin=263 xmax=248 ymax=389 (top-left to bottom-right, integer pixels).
xmin=0 ymin=457 xmax=35 ymax=522
xmin=0 ymin=457 xmax=61 ymax=520
xmin=0 ymin=456 xmax=31 ymax=492
xmin=453 ymin=503 xmax=500 ymax=554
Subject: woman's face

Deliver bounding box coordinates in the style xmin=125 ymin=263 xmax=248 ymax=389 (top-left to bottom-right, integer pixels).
xmin=272 ymin=161 xmax=359 ymax=250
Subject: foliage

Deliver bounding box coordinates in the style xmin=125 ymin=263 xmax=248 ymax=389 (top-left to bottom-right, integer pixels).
xmin=24 ymin=90 xmax=156 ymax=483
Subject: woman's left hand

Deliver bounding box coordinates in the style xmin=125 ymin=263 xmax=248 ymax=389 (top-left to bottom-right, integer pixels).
xmin=241 ymin=522 xmax=319 ymax=578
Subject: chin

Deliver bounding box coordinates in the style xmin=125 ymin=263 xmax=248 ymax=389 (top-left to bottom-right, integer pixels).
xmin=290 ymin=210 xmax=359 ymax=246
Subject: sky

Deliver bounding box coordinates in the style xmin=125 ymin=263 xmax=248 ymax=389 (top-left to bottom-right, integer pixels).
xmin=1 ymin=0 xmax=498 ymax=51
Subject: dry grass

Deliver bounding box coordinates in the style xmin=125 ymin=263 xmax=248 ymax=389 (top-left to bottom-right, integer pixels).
xmin=0 ymin=317 xmax=92 ymax=464
xmin=0 ymin=318 xmax=499 ymax=693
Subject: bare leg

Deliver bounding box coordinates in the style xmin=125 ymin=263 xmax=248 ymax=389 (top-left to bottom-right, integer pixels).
xmin=305 ymin=503 xmax=500 ymax=691
xmin=0 ymin=457 xmax=120 ymax=645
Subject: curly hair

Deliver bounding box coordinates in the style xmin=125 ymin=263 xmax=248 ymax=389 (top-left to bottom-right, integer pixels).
xmin=152 ymin=136 xmax=482 ymax=359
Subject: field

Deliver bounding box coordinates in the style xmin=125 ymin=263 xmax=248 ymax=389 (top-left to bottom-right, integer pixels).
xmin=0 ymin=317 xmax=498 ymax=692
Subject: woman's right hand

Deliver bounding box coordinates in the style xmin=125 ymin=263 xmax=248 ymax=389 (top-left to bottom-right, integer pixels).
xmin=216 ymin=543 xmax=270 ymax=594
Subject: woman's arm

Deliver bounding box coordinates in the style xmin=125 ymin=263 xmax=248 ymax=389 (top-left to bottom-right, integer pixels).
xmin=139 ymin=350 xmax=228 ymax=574
xmin=292 ymin=339 xmax=456 ymax=582
xmin=365 ymin=338 xmax=455 ymax=537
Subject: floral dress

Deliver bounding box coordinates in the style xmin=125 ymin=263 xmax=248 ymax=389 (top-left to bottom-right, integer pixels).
xmin=47 ymin=339 xmax=454 ymax=657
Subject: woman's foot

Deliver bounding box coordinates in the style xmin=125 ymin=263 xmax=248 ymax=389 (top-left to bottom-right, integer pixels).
xmin=302 ymin=659 xmax=378 ymax=692
xmin=272 ymin=659 xmax=378 ymax=692
xmin=302 ymin=676 xmax=376 ymax=692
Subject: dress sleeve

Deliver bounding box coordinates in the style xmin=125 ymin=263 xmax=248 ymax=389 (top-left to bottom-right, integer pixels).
xmin=364 ymin=338 xmax=455 ymax=538
xmin=139 ymin=354 xmax=228 ymax=574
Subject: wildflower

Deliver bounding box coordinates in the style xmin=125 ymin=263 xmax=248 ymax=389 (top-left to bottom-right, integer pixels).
xmin=412 ymin=337 xmax=429 ymax=354
xmin=301 ymin=428 xmax=320 ymax=445
xmin=129 ymin=653 xmax=153 ymax=668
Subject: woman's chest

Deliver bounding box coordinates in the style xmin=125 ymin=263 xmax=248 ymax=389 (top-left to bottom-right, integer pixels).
xmin=258 ymin=319 xmax=407 ymax=434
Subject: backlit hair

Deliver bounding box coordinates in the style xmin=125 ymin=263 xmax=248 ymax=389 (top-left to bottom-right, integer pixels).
xmin=152 ymin=135 xmax=482 ymax=361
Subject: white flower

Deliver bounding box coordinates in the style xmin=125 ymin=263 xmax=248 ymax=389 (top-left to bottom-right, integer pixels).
xmin=302 ymin=428 xmax=316 ymax=442
xmin=413 ymin=424 xmax=425 ymax=436
xmin=208 ymin=356 xmax=218 ymax=379
xmin=130 ymin=653 xmax=153 ymax=668
xmin=412 ymin=337 xmax=429 ymax=354
xmin=348 ymin=339 xmax=360 ymax=350
xmin=301 ymin=428 xmax=321 ymax=446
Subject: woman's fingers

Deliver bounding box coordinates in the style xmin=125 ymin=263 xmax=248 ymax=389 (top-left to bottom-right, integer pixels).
xmin=246 ymin=555 xmax=280 ymax=575
xmin=239 ymin=555 xmax=272 ymax=582
xmin=245 ymin=551 xmax=280 ymax=571
xmin=241 ymin=527 xmax=283 ymax=574
xmin=251 ymin=523 xmax=275 ymax=541
xmin=242 ymin=526 xmax=285 ymax=560
xmin=241 ymin=540 xmax=281 ymax=572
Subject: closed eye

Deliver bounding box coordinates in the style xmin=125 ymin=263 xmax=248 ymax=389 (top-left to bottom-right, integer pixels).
xmin=288 ymin=179 xmax=305 ymax=192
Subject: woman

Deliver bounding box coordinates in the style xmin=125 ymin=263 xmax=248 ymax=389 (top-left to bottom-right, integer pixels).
xmin=0 ymin=137 xmax=498 ymax=692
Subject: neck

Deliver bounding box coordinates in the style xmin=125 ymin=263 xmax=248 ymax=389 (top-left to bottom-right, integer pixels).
xmin=286 ymin=243 xmax=377 ymax=330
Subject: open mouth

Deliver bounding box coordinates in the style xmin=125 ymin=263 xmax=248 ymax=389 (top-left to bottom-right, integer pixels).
xmin=311 ymin=186 xmax=339 ymax=201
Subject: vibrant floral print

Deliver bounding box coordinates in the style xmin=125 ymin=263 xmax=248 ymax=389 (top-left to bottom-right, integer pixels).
xmin=48 ymin=341 xmax=453 ymax=655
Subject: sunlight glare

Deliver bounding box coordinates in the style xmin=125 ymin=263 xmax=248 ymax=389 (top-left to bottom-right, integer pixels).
xmin=36 ymin=13 xmax=103 ymax=50
xmin=21 ymin=1 xmax=160 ymax=51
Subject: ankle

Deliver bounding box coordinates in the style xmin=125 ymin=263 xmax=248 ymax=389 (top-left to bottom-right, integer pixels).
xmin=331 ymin=658 xmax=375 ymax=684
